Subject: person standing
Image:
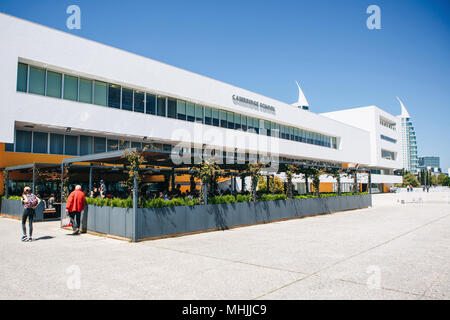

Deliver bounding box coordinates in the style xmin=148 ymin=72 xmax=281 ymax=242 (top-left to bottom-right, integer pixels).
xmin=21 ymin=186 xmax=41 ymax=242
xmin=65 ymin=185 xmax=86 ymax=235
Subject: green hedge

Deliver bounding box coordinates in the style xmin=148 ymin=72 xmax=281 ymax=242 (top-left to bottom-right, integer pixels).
xmin=84 ymin=192 xmax=369 ymax=208
xmin=1 ymin=195 xmax=22 ymax=200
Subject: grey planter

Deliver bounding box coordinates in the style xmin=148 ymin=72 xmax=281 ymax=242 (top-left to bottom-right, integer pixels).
xmin=60 ymin=194 xmax=371 ymax=241
xmin=1 ymin=199 xmax=44 ymax=221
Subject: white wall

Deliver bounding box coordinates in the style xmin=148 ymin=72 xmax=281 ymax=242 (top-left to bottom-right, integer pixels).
xmin=0 ymin=13 xmax=370 ymax=166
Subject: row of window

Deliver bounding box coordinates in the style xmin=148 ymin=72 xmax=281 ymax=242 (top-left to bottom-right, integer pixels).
xmin=5 ymin=129 xmax=172 ymax=156
xmin=16 ymin=62 xmax=338 ymax=149
xmin=380 ymin=134 xmax=397 ymax=144
xmin=379 ymin=118 xmax=396 ymax=131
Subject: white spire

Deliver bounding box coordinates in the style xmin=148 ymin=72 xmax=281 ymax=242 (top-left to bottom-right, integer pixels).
xmin=292 ymin=81 xmax=309 ymax=107
xmin=397 ymin=96 xmax=410 ymax=118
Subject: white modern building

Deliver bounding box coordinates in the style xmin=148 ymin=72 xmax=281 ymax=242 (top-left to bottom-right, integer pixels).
xmin=0 ymin=13 xmax=401 ymax=194
xmin=321 ymin=106 xmax=403 ymax=192
xmin=397 ymin=97 xmax=419 ymax=174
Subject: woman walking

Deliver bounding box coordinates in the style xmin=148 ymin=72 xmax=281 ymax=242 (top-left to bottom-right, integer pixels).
xmin=21 ymin=186 xmax=41 ymax=242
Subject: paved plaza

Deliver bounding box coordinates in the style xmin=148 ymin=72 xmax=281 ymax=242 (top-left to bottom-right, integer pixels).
xmin=1 ymin=191 xmax=449 ymax=300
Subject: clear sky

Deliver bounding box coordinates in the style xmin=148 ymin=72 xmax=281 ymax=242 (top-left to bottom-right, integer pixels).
xmin=1 ymin=0 xmax=449 ymax=170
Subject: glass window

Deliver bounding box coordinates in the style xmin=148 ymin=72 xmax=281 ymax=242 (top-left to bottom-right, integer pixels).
xmin=227 ymin=112 xmax=234 ymax=129
xmin=65 ymin=135 xmax=78 ymax=156
xmin=16 ymin=130 xmax=32 ymax=153
xmin=79 ymin=78 xmax=92 ymax=103
xmin=17 ymin=63 xmax=28 ymax=92
xmin=45 ymin=71 xmax=62 ymax=98
xmin=29 ymin=67 xmax=45 ymax=95
xmin=212 ymin=109 xmax=219 ymax=127
xmin=177 ymin=100 xmax=186 ymax=120
xmin=5 ymin=143 xmax=14 ymax=152
xmin=168 ymin=98 xmax=177 ymax=119
xmin=94 ymin=81 xmax=107 ymax=106
xmin=220 ymin=110 xmax=227 ymax=128
xmin=33 ymin=132 xmax=48 ymax=154
xmin=204 ymin=107 xmax=212 ymax=125
xmin=195 ymin=105 xmax=203 ymax=123
xmin=131 ymin=141 xmax=141 ymax=149
xmin=63 ymin=75 xmax=78 ymax=101
xmin=107 ymin=139 xmax=119 ymax=152
xmin=94 ymin=137 xmax=106 ymax=153
xmin=122 ymin=88 xmax=133 ymax=111
xmin=234 ymin=114 xmax=241 ymax=130
xmin=186 ymin=102 xmax=195 ymax=122
xmin=146 ymin=93 xmax=156 ymax=114
xmin=157 ymin=96 xmax=166 ymax=117
xmin=241 ymin=116 xmax=247 ymax=131
xmin=50 ymin=133 xmax=64 ymax=155
xmin=80 ymin=135 xmax=93 ymax=155
xmin=134 ymin=91 xmax=145 ymax=113
xmin=108 ymin=84 xmax=121 ymax=109
xmin=119 ymin=140 xmax=130 ymax=150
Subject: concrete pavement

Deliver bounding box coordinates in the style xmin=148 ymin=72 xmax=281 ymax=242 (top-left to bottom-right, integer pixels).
xmin=0 ymin=191 xmax=449 ymax=299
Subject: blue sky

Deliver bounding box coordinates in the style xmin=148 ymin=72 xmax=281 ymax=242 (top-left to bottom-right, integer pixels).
xmin=1 ymin=0 xmax=449 ymax=170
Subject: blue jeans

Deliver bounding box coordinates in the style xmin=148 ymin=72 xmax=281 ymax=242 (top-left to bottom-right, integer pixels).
xmin=22 ymin=208 xmax=34 ymax=237
xmin=69 ymin=211 xmax=81 ymax=231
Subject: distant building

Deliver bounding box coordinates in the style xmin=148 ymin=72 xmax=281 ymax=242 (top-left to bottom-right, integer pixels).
xmin=397 ymin=98 xmax=419 ymax=174
xmin=418 ymin=156 xmax=440 ymax=173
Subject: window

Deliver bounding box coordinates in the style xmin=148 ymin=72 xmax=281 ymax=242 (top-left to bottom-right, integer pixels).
xmin=119 ymin=140 xmax=130 ymax=150
xmin=94 ymin=81 xmax=107 ymax=106
xmin=45 ymin=71 xmax=62 ymax=98
xmin=63 ymin=75 xmax=78 ymax=101
xmin=17 ymin=63 xmax=28 ymax=92
xmin=264 ymin=121 xmax=271 ymax=136
xmin=381 ymin=149 xmax=396 ymax=160
xmin=234 ymin=114 xmax=241 ymax=130
xmin=204 ymin=107 xmax=212 ymax=125
xmin=212 ymin=109 xmax=219 ymax=127
xmin=241 ymin=116 xmax=247 ymax=131
xmin=16 ymin=130 xmax=32 ymax=153
xmin=195 ymin=105 xmax=203 ymax=123
xmin=227 ymin=112 xmax=234 ymax=129
xmin=50 ymin=133 xmax=64 ymax=155
xmin=5 ymin=143 xmax=14 ymax=152
xmin=157 ymin=96 xmax=166 ymax=117
xmin=168 ymin=98 xmax=177 ymax=119
xmin=94 ymin=137 xmax=106 ymax=153
xmin=107 ymin=139 xmax=119 ymax=152
xmin=220 ymin=110 xmax=227 ymax=128
xmin=186 ymin=103 xmax=195 ymax=122
xmin=80 ymin=135 xmax=93 ymax=155
xmin=79 ymin=78 xmax=92 ymax=103
xmin=177 ymin=100 xmax=186 ymax=120
xmin=134 ymin=91 xmax=145 ymax=113
xmin=29 ymin=67 xmax=45 ymax=95
xmin=108 ymin=84 xmax=121 ymax=109
xmin=146 ymin=93 xmax=156 ymax=114
xmin=65 ymin=135 xmax=78 ymax=156
xmin=131 ymin=141 xmax=141 ymax=149
xmin=33 ymin=132 xmax=48 ymax=154
xmin=122 ymin=88 xmax=133 ymax=111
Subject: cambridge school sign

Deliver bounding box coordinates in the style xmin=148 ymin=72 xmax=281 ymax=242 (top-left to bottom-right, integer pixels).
xmin=232 ymin=94 xmax=276 ymax=114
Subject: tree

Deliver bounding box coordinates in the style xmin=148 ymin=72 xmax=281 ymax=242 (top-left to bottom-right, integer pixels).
xmin=326 ymin=167 xmax=342 ymax=195
xmin=402 ymin=172 xmax=420 ymax=187
xmin=244 ymin=162 xmax=264 ymax=201
xmin=192 ymin=160 xmax=220 ymax=204
xmin=280 ymin=164 xmax=296 ymax=199
xmin=437 ymin=174 xmax=447 ymax=186
xmin=441 ymin=176 xmax=450 ymax=187
xmin=257 ymin=176 xmax=284 ymax=194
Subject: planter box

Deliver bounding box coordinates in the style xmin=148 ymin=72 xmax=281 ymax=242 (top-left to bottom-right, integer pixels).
xmin=61 ymin=194 xmax=371 ymax=241
xmin=1 ymin=199 xmax=44 ymax=221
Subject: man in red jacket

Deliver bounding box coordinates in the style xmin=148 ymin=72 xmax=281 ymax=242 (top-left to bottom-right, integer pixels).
xmin=66 ymin=185 xmax=86 ymax=235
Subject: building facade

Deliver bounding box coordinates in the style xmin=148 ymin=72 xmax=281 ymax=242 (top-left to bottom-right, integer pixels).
xmin=397 ymin=98 xmax=419 ymax=174
xmin=0 ymin=13 xmax=401 ymax=195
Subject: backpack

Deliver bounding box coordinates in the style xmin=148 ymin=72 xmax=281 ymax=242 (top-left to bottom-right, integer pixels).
xmin=25 ymin=194 xmax=38 ymax=208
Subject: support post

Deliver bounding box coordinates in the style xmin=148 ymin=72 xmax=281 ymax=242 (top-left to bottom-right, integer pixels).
xmin=230 ymin=172 xmax=234 ymax=193
xmin=337 ymin=174 xmax=341 ymax=196
xmin=368 ymin=171 xmax=372 ymax=194
xmin=32 ymin=165 xmax=36 ymax=195
xmin=60 ymin=163 xmax=64 ymax=202
xmin=5 ymin=170 xmax=9 ymax=199
xmin=171 ymin=168 xmax=175 ymax=192
xmin=132 ymin=171 xmax=138 ymax=242
xmin=203 ymin=181 xmax=208 ymax=205
xmin=89 ymin=166 xmax=93 ymax=193
xmin=266 ymin=175 xmax=270 ymax=194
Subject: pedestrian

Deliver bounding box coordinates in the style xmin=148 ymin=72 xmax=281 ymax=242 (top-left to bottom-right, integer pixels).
xmin=20 ymin=186 xmax=41 ymax=242
xmin=65 ymin=185 xmax=86 ymax=235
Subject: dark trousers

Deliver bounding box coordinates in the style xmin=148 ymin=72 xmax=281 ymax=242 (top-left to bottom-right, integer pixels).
xmin=22 ymin=208 xmax=34 ymax=236
xmin=69 ymin=211 xmax=81 ymax=231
